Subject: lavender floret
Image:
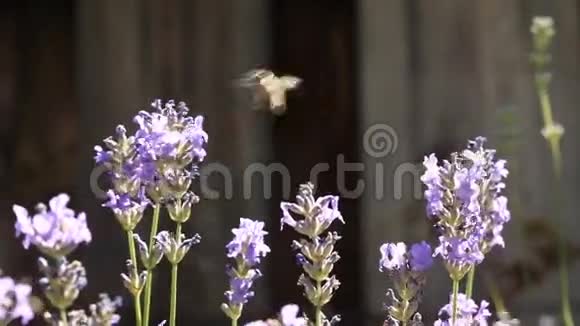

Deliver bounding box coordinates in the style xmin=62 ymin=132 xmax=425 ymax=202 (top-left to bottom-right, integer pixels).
xmin=222 ymin=218 xmax=270 ymax=323
xmin=13 ymin=194 xmax=91 ymax=258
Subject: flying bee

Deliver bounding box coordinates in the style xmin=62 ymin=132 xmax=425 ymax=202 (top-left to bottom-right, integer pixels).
xmin=237 ymin=69 xmax=302 ymax=115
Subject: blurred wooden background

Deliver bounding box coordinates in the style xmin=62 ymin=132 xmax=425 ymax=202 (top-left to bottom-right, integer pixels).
xmin=0 ymin=1 xmax=579 ymax=325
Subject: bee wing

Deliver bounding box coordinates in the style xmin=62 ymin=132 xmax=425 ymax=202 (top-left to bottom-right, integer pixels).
xmin=279 ymin=76 xmax=302 ymax=89
xmin=237 ymin=69 xmax=274 ymax=87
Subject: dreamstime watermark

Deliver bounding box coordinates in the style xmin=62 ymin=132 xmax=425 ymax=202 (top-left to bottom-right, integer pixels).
xmin=90 ymin=123 xmax=424 ymax=201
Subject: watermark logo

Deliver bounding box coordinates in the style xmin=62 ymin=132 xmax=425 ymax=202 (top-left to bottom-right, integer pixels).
xmin=363 ymin=123 xmax=398 ymax=158
xmin=90 ymin=123 xmax=424 ymax=201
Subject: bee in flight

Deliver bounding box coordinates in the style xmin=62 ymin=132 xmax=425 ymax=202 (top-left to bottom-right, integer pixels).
xmin=237 ymin=69 xmax=302 ymax=115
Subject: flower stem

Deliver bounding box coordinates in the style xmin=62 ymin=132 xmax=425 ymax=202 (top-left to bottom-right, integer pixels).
xmin=401 ymin=297 xmax=410 ymax=326
xmin=451 ymin=279 xmax=459 ymax=325
xmin=143 ymin=204 xmax=161 ymax=326
xmin=127 ymin=230 xmax=143 ymax=326
xmin=60 ymin=308 xmax=68 ymax=326
xmin=465 ymin=266 xmax=475 ymax=299
xmin=315 ymin=280 xmax=322 ymax=326
xmin=560 ymin=242 xmax=575 ymax=326
xmin=231 ymin=318 xmax=238 ymax=326
xmin=169 ymin=223 xmax=182 ymax=326
xmin=534 ymin=70 xmax=575 ymax=326
xmin=484 ymin=273 xmax=506 ymax=313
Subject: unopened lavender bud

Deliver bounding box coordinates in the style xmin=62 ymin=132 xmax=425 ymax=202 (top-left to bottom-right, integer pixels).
xmin=297 ymin=274 xmax=317 ymax=304
xmin=104 ymin=191 xmax=147 ymax=231
xmin=102 ymin=136 xmax=118 ymax=151
xmin=40 ymin=258 xmax=87 ymax=310
xmin=134 ymin=234 xmax=164 ymax=270
xmin=166 ymin=197 xmax=193 ymax=224
xmin=319 ymin=276 xmax=340 ymax=306
xmin=410 ymin=313 xmax=424 ymax=326
xmin=120 ymin=260 xmax=147 ymax=297
xmin=89 ymin=293 xmax=123 ymax=325
xmin=160 ymin=170 xmax=192 ymax=199
xmin=155 ymin=231 xmax=201 ymax=265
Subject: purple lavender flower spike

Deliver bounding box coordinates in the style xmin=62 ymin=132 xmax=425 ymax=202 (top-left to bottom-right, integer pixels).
xmin=434 ymin=293 xmax=490 ymax=326
xmin=225 ymin=270 xmax=261 ymax=305
xmin=0 ymin=276 xmax=35 ymax=325
xmin=13 ymin=194 xmax=91 ymax=258
xmin=222 ymin=218 xmax=270 ymax=323
xmin=95 ymin=99 xmax=208 ymax=206
xmin=379 ymin=241 xmax=432 ymax=325
xmin=281 ymin=182 xmax=344 ymax=325
xmin=420 ymin=137 xmax=511 ymax=280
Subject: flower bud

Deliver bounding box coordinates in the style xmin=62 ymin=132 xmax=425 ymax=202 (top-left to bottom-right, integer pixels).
xmin=134 ymin=234 xmax=164 ymax=270
xmin=120 ymin=260 xmax=147 ymax=297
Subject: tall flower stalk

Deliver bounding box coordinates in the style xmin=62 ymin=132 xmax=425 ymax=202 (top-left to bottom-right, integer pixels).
xmin=13 ymin=194 xmax=121 ymax=326
xmin=379 ymin=242 xmax=433 ymax=326
xmin=421 ymin=137 xmax=511 ymax=323
xmin=96 ymin=125 xmax=148 ymax=325
xmin=95 ymin=99 xmax=208 ymax=326
xmin=281 ymin=182 xmax=344 ymax=326
xmin=530 ymin=16 xmax=574 ymax=326
xmin=221 ymin=218 xmax=271 ymax=326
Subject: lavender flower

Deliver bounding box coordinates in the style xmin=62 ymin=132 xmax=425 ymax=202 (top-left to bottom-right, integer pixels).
xmin=222 ymin=218 xmax=270 ymax=323
xmin=88 ymin=293 xmax=123 ymax=325
xmin=434 ymin=293 xmax=491 ymax=326
xmin=13 ymin=194 xmax=91 ymax=258
xmin=280 ymin=184 xmax=343 ymax=238
xmin=409 ymin=242 xmax=434 ymax=272
xmin=155 ymin=231 xmax=201 ymax=265
xmin=379 ymin=243 xmax=407 ymax=271
xmin=226 ymin=219 xmax=271 ymax=267
xmin=95 ymin=99 xmax=208 ymax=211
xmin=132 ymin=99 xmax=208 ymax=201
xmin=379 ymin=242 xmax=433 ymax=325
xmin=0 ymin=276 xmax=35 ymax=325
xmin=279 ymin=304 xmax=307 ymax=326
xmin=244 ymin=304 xmax=307 ymax=326
xmin=38 ymin=257 xmax=87 ymax=311
xmin=420 ymin=137 xmax=510 ymax=280
xmin=104 ymin=190 xmax=148 ymax=231
xmin=281 ymin=182 xmax=343 ymax=326
xmin=44 ymin=294 xmax=122 ymax=326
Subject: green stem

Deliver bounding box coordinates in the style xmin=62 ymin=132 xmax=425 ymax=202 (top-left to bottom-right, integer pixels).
xmin=535 ymin=73 xmax=574 ymax=326
xmin=315 ymin=280 xmax=322 ymax=326
xmin=451 ymin=279 xmax=459 ymax=325
xmin=401 ymin=298 xmax=410 ymax=326
xmin=231 ymin=318 xmax=238 ymax=326
xmin=536 ymin=85 xmax=554 ymax=127
xmin=143 ymin=204 xmax=161 ymax=326
xmin=560 ymin=242 xmax=575 ymax=326
xmin=465 ymin=266 xmax=475 ymax=299
xmin=60 ymin=308 xmax=68 ymax=326
xmin=169 ymin=223 xmax=182 ymax=326
xmin=484 ymin=273 xmax=506 ymax=313
xmin=127 ymin=230 xmax=143 ymax=326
